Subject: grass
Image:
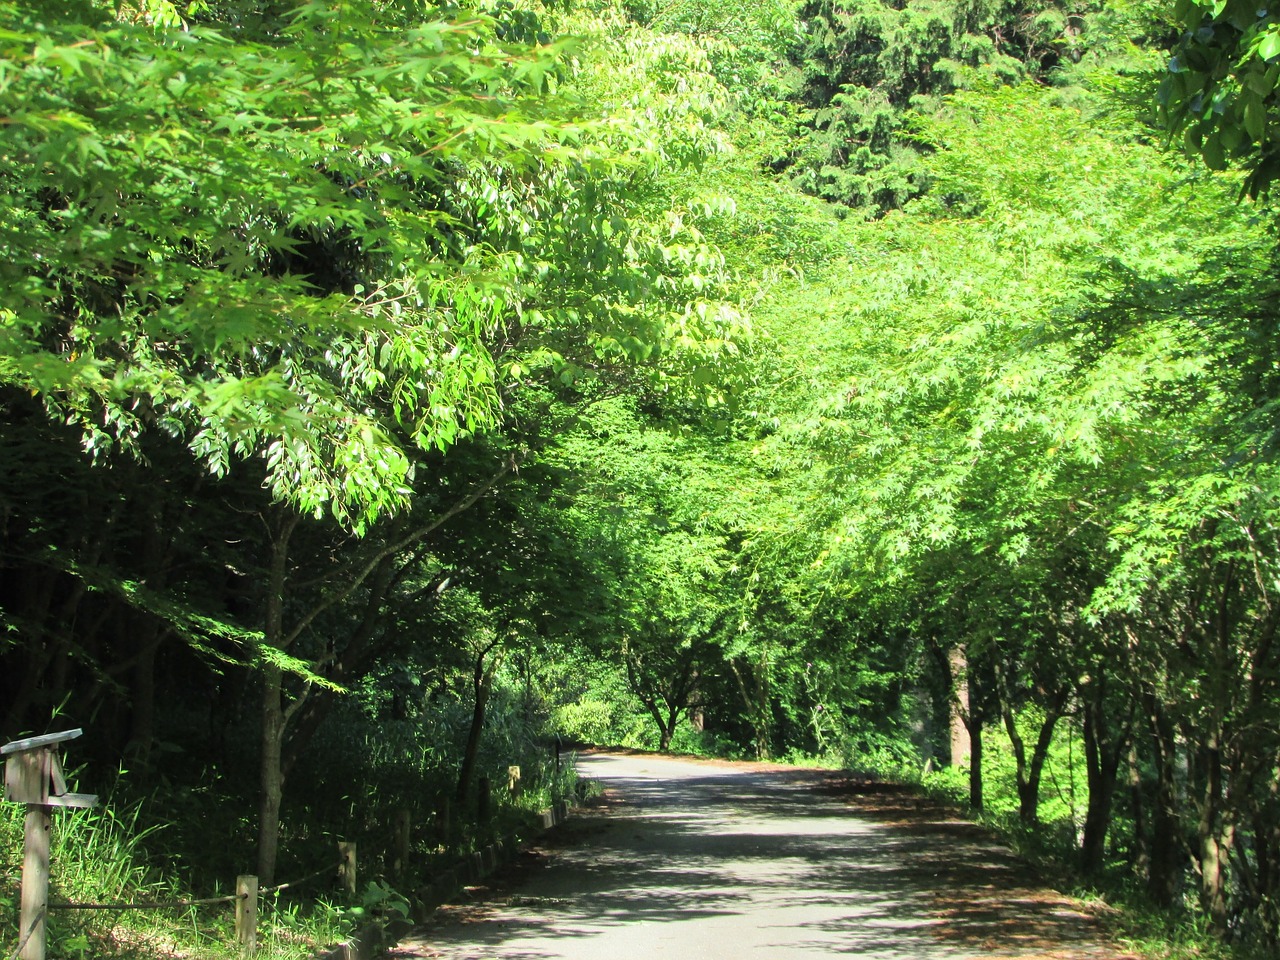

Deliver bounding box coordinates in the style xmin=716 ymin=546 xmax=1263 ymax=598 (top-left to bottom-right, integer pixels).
xmin=831 ymin=744 xmax=1269 ymax=960
xmin=2 ymin=795 xmax=357 ymax=960
xmin=3 ymin=747 xmax=585 ymax=960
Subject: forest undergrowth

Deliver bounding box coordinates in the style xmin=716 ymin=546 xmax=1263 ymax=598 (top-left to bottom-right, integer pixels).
xmin=1 ymin=695 xmax=578 ymax=960
xmin=1 ymin=705 xmax=1258 ymax=960
xmin=851 ymin=730 xmax=1262 ymax=960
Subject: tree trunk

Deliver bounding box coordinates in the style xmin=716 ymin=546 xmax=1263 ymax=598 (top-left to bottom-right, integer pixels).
xmin=1146 ymin=696 xmax=1181 ymax=906
xmin=1196 ymin=736 xmax=1234 ymax=932
xmin=257 ymin=661 xmax=286 ymax=886
xmin=959 ymin=647 xmax=985 ymax=811
xmin=255 ymin=509 xmax=297 ymax=887
xmin=640 ymin=698 xmax=676 ymax=751
xmin=1128 ymin=742 xmax=1150 ymax=880
xmin=1019 ymin=699 xmax=1065 ymax=824
xmin=658 ymin=717 xmax=675 ymax=753
xmin=624 ymin=640 xmax=697 ymax=754
xmin=455 ymin=642 xmax=500 ymax=808
xmin=949 ymin=644 xmax=971 ymax=767
xmin=1080 ymin=682 xmax=1128 ymax=875
xmin=997 ymin=666 xmax=1066 ymax=824
xmin=1002 ymin=691 xmax=1032 ymax=816
xmin=1248 ymin=763 xmax=1280 ymax=939
xmin=968 ymin=713 xmax=984 ymax=811
xmin=1199 ymin=818 xmax=1234 ymax=932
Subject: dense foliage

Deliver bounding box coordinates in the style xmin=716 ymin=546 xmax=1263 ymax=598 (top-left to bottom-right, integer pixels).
xmin=7 ymin=1 xmax=1280 ymax=957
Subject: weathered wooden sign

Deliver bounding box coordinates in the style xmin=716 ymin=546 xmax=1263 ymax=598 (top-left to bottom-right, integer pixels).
xmin=3 ymin=729 xmax=98 ymax=808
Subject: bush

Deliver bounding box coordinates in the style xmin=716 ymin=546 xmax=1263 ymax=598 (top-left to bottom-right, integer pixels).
xmin=552 ymin=699 xmax=616 ymax=745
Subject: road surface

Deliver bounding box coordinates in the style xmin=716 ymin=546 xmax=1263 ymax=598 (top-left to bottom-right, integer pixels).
xmin=393 ymin=752 xmax=1135 ymax=959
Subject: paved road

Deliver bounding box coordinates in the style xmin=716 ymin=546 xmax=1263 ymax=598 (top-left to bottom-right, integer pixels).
xmin=395 ymin=753 xmax=1133 ymax=960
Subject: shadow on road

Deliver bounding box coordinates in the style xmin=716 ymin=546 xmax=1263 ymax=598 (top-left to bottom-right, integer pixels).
xmin=396 ymin=757 xmax=1133 ymax=960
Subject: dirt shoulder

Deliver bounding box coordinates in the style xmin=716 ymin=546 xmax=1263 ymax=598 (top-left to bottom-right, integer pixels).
xmin=812 ymin=774 xmax=1138 ymax=959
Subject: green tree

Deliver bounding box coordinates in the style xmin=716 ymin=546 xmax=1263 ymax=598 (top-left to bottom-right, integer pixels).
xmin=780 ymin=0 xmax=1106 ymax=211
xmin=1 ymin=0 xmax=753 ymax=884
xmin=1161 ymin=0 xmax=1280 ymax=194
xmin=754 ymin=77 xmax=1280 ymax=918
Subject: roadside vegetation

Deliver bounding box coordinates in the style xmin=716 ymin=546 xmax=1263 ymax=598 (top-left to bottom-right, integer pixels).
xmin=5 ymin=1 xmax=1280 ymax=958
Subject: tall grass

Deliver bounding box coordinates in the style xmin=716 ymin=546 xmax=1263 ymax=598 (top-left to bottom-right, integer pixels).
xmin=3 ymin=660 xmax=590 ymax=959
xmin=1 ymin=794 xmax=360 ymax=960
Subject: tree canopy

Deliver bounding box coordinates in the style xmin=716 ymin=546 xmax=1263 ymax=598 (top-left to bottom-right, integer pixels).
xmin=8 ymin=1 xmax=1280 ymax=956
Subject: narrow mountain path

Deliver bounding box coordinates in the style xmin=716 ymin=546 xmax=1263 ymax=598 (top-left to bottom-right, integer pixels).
xmin=392 ymin=752 xmax=1137 ymax=959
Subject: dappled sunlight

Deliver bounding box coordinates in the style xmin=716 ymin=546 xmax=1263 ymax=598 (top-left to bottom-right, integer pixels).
xmin=397 ymin=754 xmax=1135 ymax=959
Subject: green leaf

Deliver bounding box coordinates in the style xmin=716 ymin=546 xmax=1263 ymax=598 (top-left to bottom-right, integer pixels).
xmin=1258 ymin=30 xmax=1280 ymax=62
xmin=1203 ymin=129 xmax=1227 ymax=168
xmin=1245 ymin=95 xmax=1266 ymax=140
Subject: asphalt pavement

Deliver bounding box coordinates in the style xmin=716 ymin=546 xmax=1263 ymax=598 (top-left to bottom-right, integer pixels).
xmin=393 ymin=752 xmax=1134 ymax=960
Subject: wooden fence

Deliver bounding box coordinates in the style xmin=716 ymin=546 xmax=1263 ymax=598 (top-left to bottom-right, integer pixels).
xmin=5 ymin=745 xmax=572 ymax=959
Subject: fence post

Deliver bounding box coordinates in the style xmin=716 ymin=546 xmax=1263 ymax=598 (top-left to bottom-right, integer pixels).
xmin=18 ymin=804 xmax=51 ymax=960
xmin=507 ymin=765 xmax=521 ymax=798
xmin=436 ymin=798 xmax=451 ymax=844
xmin=338 ymin=841 xmax=357 ymax=898
xmin=4 ymin=730 xmax=98 ymax=960
xmin=393 ymin=809 xmax=411 ymax=879
xmin=235 ymin=874 xmax=258 ymax=953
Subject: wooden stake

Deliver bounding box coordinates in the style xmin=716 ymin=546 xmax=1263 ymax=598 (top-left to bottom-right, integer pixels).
xmin=19 ymin=804 xmax=50 ymax=960
xmin=3 ymin=729 xmax=96 ymax=960
xmin=338 ymin=841 xmax=357 ymax=898
xmin=393 ymin=810 xmax=411 ymax=879
xmin=235 ymin=874 xmax=258 ymax=953
xmin=436 ymin=798 xmax=451 ymax=844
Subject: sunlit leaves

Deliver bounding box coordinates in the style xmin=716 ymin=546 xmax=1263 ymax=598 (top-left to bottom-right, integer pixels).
xmin=1 ymin=1 xmax=559 ymax=519
xmin=761 ymin=81 xmax=1273 ymax=621
xmin=0 ymin=0 xmax=750 ymax=531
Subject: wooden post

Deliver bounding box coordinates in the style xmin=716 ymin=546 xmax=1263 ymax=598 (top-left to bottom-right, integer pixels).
xmin=235 ymin=874 xmax=258 ymax=953
xmin=436 ymin=798 xmax=451 ymax=844
xmin=338 ymin=841 xmax=357 ymax=898
xmin=19 ymin=804 xmax=51 ymax=960
xmin=4 ymin=729 xmax=97 ymax=960
xmin=393 ymin=809 xmax=411 ymax=879
xmin=507 ymin=765 xmax=521 ymax=798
